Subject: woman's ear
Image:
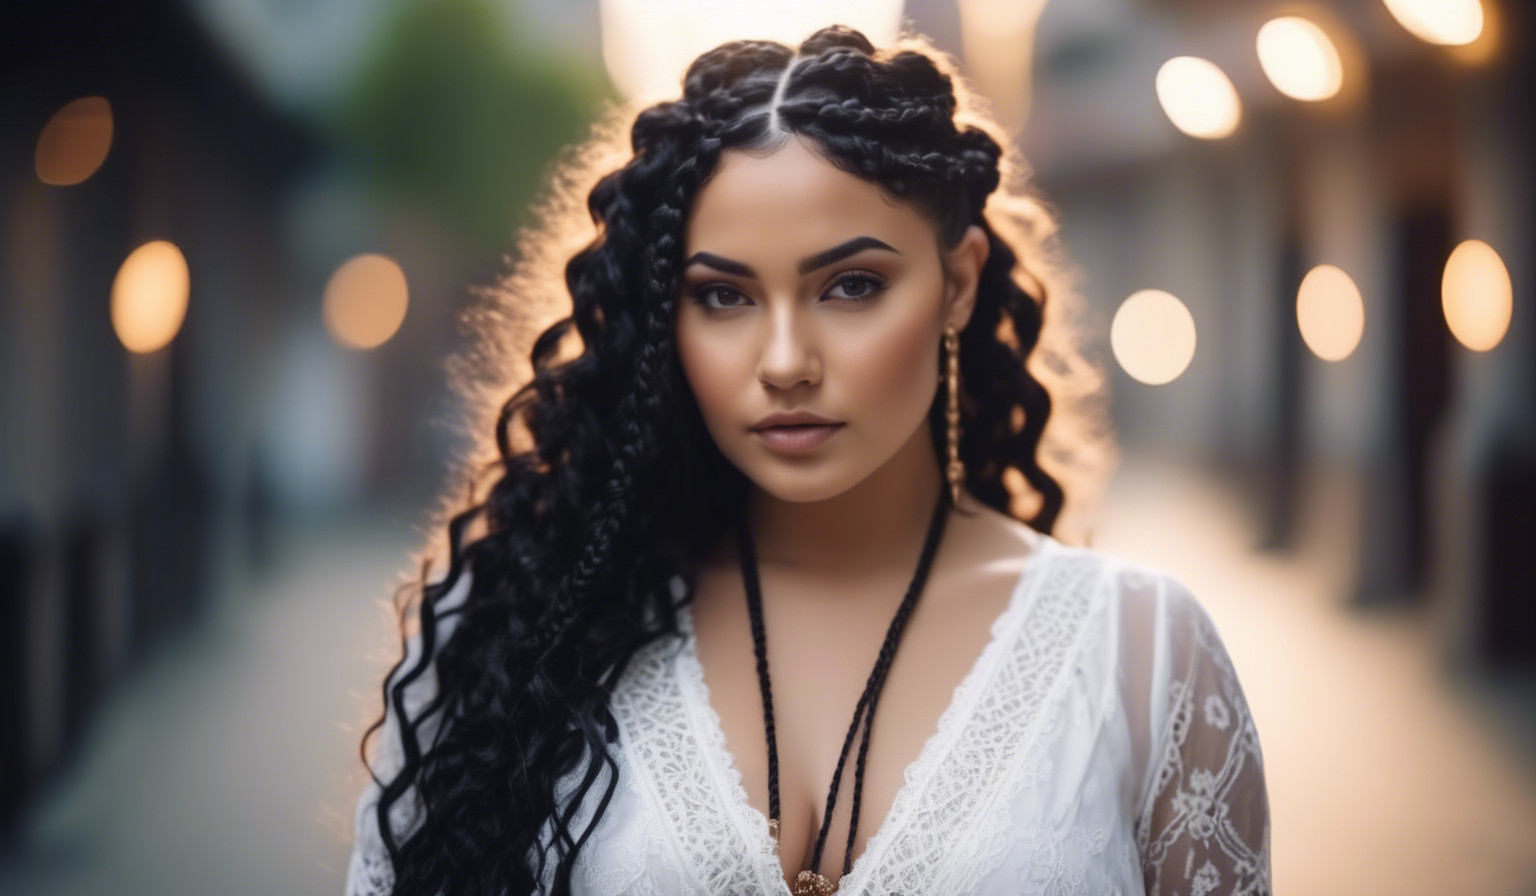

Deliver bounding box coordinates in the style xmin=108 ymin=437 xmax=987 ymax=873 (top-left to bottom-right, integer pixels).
xmin=944 ymin=224 xmax=989 ymax=333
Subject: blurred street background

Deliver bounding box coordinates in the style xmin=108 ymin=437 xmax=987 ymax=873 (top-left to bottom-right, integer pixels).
xmin=1 ymin=0 xmax=1531 ymax=893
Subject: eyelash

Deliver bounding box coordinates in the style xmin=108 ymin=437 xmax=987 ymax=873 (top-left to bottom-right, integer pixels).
xmin=689 ymin=271 xmax=888 ymax=312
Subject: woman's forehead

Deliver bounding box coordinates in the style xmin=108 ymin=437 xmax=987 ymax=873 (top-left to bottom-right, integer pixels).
xmin=683 ymin=137 xmax=931 ymax=268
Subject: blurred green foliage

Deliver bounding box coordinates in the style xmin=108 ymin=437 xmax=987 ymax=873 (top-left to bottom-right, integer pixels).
xmin=332 ymin=0 xmax=614 ymax=256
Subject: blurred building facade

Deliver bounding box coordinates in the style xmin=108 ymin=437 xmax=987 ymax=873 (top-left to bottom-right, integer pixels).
xmin=0 ymin=0 xmax=322 ymax=833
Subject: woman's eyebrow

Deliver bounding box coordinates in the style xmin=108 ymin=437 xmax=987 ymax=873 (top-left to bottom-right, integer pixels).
xmin=797 ymin=236 xmax=901 ymax=275
xmin=683 ymin=236 xmax=900 ymax=279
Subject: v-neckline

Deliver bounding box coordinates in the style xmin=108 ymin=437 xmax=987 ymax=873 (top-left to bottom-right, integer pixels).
xmin=672 ymin=533 xmax=1057 ymax=896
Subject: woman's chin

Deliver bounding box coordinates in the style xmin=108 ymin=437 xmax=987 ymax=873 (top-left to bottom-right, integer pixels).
xmin=745 ymin=469 xmax=860 ymax=505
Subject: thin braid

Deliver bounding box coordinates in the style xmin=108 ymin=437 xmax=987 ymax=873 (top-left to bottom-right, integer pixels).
xmin=536 ymin=140 xmax=722 ymax=661
xmin=819 ymin=489 xmax=951 ymax=874
xmin=737 ymin=512 xmax=781 ymax=823
xmin=803 ymin=96 xmax=956 ymax=137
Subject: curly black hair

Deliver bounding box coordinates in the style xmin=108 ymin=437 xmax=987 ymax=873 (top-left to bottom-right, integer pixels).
xmin=354 ymin=23 xmax=1114 ymax=896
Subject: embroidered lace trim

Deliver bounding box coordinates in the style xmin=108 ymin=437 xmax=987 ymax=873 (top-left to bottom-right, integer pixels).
xmin=1133 ymin=576 xmax=1273 ymax=896
xmin=858 ymin=547 xmax=1101 ymax=894
xmin=609 ymin=612 xmax=776 ymax=893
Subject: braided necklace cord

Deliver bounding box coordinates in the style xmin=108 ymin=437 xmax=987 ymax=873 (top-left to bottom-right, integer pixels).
xmin=736 ymin=486 xmax=954 ymax=892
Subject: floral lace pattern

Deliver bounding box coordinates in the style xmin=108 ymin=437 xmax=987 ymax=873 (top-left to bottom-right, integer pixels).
xmin=1134 ymin=577 xmax=1272 ymax=896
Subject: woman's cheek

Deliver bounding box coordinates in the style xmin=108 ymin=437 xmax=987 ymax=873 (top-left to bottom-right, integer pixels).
xmin=678 ymin=329 xmax=743 ymax=442
xmin=838 ymin=312 xmax=938 ymax=431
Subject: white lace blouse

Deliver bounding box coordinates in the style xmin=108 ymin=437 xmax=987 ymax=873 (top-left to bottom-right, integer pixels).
xmin=346 ymin=532 xmax=1272 ymax=895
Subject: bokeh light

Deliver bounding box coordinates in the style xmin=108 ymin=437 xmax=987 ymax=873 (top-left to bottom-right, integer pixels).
xmin=1111 ymin=289 xmax=1198 ymax=385
xmin=1381 ymin=0 xmax=1484 ymax=46
xmin=1257 ymin=17 xmax=1344 ymax=102
xmin=599 ymin=0 xmax=904 ymax=104
xmin=322 ymin=253 xmax=410 ymax=350
xmin=1441 ymin=239 xmax=1512 ymax=352
xmin=1155 ymin=56 xmax=1241 ymax=139
xmin=111 ymin=240 xmax=190 ymax=354
xmin=1297 ymin=265 xmax=1365 ymax=361
xmin=35 ymin=96 xmax=114 ymax=186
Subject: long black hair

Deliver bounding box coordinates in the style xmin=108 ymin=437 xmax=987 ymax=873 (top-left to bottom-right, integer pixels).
xmin=356 ymin=23 xmax=1115 ymax=896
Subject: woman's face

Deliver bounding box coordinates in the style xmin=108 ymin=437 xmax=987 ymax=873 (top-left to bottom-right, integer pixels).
xmin=674 ymin=134 xmax=987 ymax=504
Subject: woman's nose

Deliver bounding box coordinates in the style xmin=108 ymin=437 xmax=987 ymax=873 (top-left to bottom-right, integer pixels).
xmin=756 ymin=305 xmax=821 ymax=389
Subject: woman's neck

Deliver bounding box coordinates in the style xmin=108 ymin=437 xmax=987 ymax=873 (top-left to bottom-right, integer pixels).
xmin=744 ymin=423 xmax=945 ymax=579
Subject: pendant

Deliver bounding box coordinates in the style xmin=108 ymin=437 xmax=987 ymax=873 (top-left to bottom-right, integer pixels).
xmin=769 ymin=819 xmax=838 ymax=895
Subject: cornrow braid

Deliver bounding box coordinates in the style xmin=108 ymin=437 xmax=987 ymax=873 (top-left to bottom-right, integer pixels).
xmin=682 ymin=40 xmax=795 ymax=99
xmin=804 ymin=95 xmax=958 ymax=138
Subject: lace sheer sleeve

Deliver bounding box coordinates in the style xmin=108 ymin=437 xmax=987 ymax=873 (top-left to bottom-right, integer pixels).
xmin=345 ymin=566 xmax=473 ymax=896
xmin=1132 ymin=573 xmax=1272 ymax=896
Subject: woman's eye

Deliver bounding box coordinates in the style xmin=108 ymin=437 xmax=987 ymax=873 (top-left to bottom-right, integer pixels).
xmin=825 ymin=272 xmax=887 ymax=303
xmin=692 ymin=285 xmax=750 ymax=310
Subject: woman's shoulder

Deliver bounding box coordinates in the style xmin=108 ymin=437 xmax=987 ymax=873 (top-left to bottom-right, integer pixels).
xmin=1026 ymin=531 xmax=1203 ymax=616
xmin=1043 ymin=541 xmax=1244 ymax=706
xmin=1014 ymin=531 xmax=1236 ymax=686
xmin=949 ymin=497 xmax=1215 ymax=633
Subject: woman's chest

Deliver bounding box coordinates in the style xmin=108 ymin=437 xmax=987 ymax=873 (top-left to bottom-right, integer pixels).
xmin=689 ymin=569 xmax=1022 ymax=888
xmin=553 ymin=549 xmax=1148 ymax=895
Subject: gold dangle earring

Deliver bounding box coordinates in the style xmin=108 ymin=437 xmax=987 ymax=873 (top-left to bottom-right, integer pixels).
xmin=944 ymin=325 xmax=963 ymax=507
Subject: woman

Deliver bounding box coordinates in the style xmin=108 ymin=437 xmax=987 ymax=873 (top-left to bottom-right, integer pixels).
xmin=345 ymin=24 xmax=1272 ymax=896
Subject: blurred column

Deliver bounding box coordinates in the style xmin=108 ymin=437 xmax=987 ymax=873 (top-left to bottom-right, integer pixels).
xmin=119 ymin=112 xmax=214 ymax=662
xmin=54 ymin=96 xmax=135 ymax=756
xmin=1256 ymin=222 xmax=1304 ymax=551
xmin=1254 ymin=110 xmax=1311 ymax=553
xmin=1350 ymin=54 xmax=1458 ymax=608
xmin=1394 ymin=204 xmax=1456 ymax=588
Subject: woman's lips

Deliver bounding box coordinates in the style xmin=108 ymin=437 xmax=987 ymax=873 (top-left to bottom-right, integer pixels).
xmin=752 ymin=423 xmax=844 ymax=454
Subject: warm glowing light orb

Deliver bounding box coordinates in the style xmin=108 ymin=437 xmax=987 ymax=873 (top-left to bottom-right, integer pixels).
xmin=1296 ymin=265 xmax=1365 ymax=361
xmin=599 ymin=0 xmax=905 ymax=104
xmin=323 ymin=254 xmax=410 ymax=350
xmin=1382 ymin=0 xmax=1484 ymax=46
xmin=36 ymin=96 xmax=114 ymax=186
xmin=1257 ymin=17 xmax=1344 ymax=101
xmin=1155 ymin=56 xmax=1241 ymax=139
xmin=112 ymin=240 xmax=190 ymax=354
xmin=1111 ymin=289 xmax=1198 ymax=385
xmin=1441 ymin=239 xmax=1512 ymax=351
